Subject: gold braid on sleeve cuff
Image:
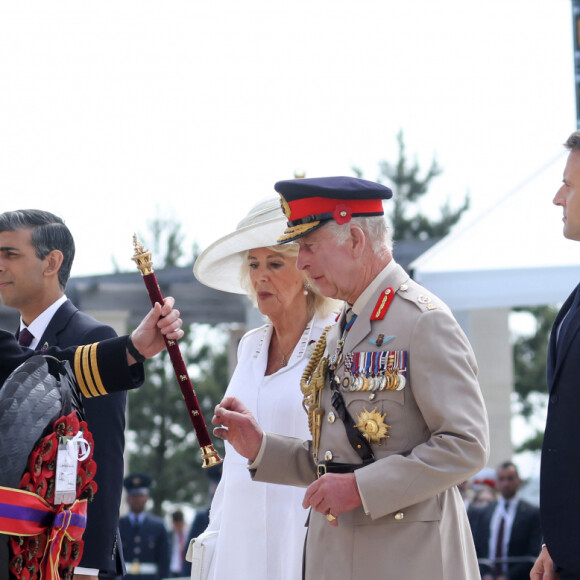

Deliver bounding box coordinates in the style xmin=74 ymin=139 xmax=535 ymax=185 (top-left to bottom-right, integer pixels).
xmin=74 ymin=343 xmax=107 ymax=398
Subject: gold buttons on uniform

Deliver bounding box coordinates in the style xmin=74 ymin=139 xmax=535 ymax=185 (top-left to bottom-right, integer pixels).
xmin=324 ymin=450 xmax=333 ymax=461
xmin=394 ymin=512 xmax=405 ymax=520
xmin=327 ymin=411 xmax=336 ymax=424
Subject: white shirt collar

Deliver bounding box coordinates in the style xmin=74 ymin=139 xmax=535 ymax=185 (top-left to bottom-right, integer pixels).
xmin=499 ymin=494 xmax=519 ymax=515
xmin=20 ymin=295 xmax=68 ymax=349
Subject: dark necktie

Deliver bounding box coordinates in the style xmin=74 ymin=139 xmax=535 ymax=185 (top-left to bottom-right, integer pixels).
xmin=495 ymin=501 xmax=509 ymax=577
xmin=132 ymin=514 xmax=142 ymax=536
xmin=18 ymin=328 xmax=34 ymax=347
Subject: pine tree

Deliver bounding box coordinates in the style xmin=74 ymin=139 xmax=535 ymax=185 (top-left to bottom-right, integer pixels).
xmin=355 ymin=130 xmax=470 ymax=240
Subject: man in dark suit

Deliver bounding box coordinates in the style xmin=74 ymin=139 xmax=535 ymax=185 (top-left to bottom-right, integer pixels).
xmin=119 ymin=474 xmax=170 ymax=580
xmin=0 ymin=210 xmax=130 ymax=580
xmin=472 ymin=461 xmax=541 ymax=580
xmin=531 ymin=132 xmax=580 ymax=580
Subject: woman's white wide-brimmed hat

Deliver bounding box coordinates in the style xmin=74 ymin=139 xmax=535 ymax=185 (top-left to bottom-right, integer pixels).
xmin=193 ymin=197 xmax=288 ymax=294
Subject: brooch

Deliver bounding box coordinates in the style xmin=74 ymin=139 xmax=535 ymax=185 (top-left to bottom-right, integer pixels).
xmin=354 ymin=407 xmax=391 ymax=445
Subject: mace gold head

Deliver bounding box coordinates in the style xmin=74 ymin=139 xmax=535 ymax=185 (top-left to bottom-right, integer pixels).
xmin=132 ymin=234 xmax=154 ymax=276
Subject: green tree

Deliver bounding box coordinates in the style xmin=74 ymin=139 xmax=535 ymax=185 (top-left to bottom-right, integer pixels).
xmin=512 ymin=305 xmax=558 ymax=453
xmin=148 ymin=215 xmax=187 ymax=268
xmin=355 ymin=130 xmax=470 ymax=241
xmin=126 ymin=327 xmax=228 ymax=513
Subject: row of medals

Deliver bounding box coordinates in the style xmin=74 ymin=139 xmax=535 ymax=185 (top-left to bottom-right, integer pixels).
xmin=330 ymin=344 xmax=406 ymax=393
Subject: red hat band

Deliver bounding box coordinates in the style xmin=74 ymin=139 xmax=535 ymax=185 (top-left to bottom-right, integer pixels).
xmin=284 ymin=196 xmax=384 ymax=225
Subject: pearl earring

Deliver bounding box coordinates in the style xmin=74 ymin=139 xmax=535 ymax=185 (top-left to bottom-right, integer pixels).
xmin=303 ymin=282 xmax=311 ymax=296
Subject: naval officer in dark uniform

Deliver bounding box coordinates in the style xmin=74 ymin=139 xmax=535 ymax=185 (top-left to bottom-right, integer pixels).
xmin=119 ymin=475 xmax=169 ymax=580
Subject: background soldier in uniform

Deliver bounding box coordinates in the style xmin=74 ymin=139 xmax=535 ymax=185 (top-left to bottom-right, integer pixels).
xmin=120 ymin=475 xmax=169 ymax=580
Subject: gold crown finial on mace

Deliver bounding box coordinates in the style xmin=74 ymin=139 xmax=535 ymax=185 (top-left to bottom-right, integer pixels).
xmin=132 ymin=234 xmax=154 ymax=276
xmin=130 ymin=233 xmax=223 ymax=468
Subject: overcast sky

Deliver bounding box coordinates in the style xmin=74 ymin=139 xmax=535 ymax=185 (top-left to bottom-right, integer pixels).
xmin=0 ymin=0 xmax=575 ymax=276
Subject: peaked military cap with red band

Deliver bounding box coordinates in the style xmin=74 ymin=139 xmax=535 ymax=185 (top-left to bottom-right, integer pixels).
xmin=274 ymin=176 xmax=393 ymax=243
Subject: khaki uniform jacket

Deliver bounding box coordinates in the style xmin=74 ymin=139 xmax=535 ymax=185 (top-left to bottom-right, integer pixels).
xmin=254 ymin=262 xmax=489 ymax=580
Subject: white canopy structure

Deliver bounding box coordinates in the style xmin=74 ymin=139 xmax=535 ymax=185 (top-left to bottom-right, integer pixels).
xmin=411 ymin=150 xmax=580 ymax=467
xmin=411 ymin=150 xmax=579 ymax=310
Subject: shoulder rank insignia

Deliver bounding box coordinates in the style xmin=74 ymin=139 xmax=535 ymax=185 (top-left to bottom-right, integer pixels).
xmin=417 ymin=295 xmax=437 ymax=310
xmin=354 ymin=407 xmax=390 ymax=445
xmin=371 ymin=287 xmax=395 ymax=321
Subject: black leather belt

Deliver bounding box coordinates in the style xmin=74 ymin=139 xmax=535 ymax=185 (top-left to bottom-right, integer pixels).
xmin=317 ymin=460 xmax=373 ymax=478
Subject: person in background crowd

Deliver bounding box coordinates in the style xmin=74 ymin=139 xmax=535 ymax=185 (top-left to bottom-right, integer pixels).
xmin=469 ymin=467 xmax=498 ymax=509
xmin=169 ymin=510 xmax=187 ymax=578
xmin=472 ymin=461 xmax=541 ymax=580
xmin=119 ymin=474 xmax=169 ymax=580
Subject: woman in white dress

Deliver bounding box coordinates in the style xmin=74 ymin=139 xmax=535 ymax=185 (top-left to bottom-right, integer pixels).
xmin=192 ymin=197 xmax=339 ymax=580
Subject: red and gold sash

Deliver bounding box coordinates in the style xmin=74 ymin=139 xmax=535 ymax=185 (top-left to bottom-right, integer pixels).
xmin=1 ymin=412 xmax=96 ymax=580
xmin=0 ymin=486 xmax=87 ymax=580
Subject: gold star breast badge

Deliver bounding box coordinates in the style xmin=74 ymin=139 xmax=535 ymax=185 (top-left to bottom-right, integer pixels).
xmin=354 ymin=407 xmax=391 ymax=445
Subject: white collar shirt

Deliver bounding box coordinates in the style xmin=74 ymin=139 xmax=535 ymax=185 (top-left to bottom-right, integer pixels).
xmin=19 ymin=295 xmax=68 ymax=349
xmin=489 ymin=495 xmax=519 ymax=572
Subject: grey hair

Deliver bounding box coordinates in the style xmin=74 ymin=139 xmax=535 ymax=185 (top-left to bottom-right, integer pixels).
xmin=323 ymin=216 xmax=393 ymax=255
xmin=0 ymin=209 xmax=75 ymax=290
xmin=239 ymin=243 xmax=340 ymax=319
xmin=565 ymin=131 xmax=580 ymax=152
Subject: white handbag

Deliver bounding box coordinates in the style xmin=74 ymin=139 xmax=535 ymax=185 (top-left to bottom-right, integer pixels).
xmin=185 ymin=530 xmax=218 ymax=580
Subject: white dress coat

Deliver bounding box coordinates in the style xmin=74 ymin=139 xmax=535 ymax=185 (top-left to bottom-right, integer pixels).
xmin=205 ymin=312 xmax=337 ymax=580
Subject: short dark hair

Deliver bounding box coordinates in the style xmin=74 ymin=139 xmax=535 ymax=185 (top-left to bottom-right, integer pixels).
xmin=498 ymin=460 xmax=518 ymax=474
xmin=564 ymin=131 xmax=580 ymax=152
xmin=0 ymin=209 xmax=75 ymax=290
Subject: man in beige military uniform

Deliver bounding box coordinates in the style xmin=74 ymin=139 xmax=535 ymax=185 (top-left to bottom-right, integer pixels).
xmin=213 ymin=176 xmax=489 ymax=579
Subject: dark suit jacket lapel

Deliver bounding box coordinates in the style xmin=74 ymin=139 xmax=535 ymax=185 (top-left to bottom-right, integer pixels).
xmin=549 ymin=284 xmax=580 ymax=391
xmin=36 ymin=300 xmax=78 ymax=351
xmin=509 ymin=501 xmax=525 ymax=547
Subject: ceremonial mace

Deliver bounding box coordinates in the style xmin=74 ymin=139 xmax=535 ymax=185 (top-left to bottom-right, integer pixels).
xmin=132 ymin=234 xmax=222 ymax=468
